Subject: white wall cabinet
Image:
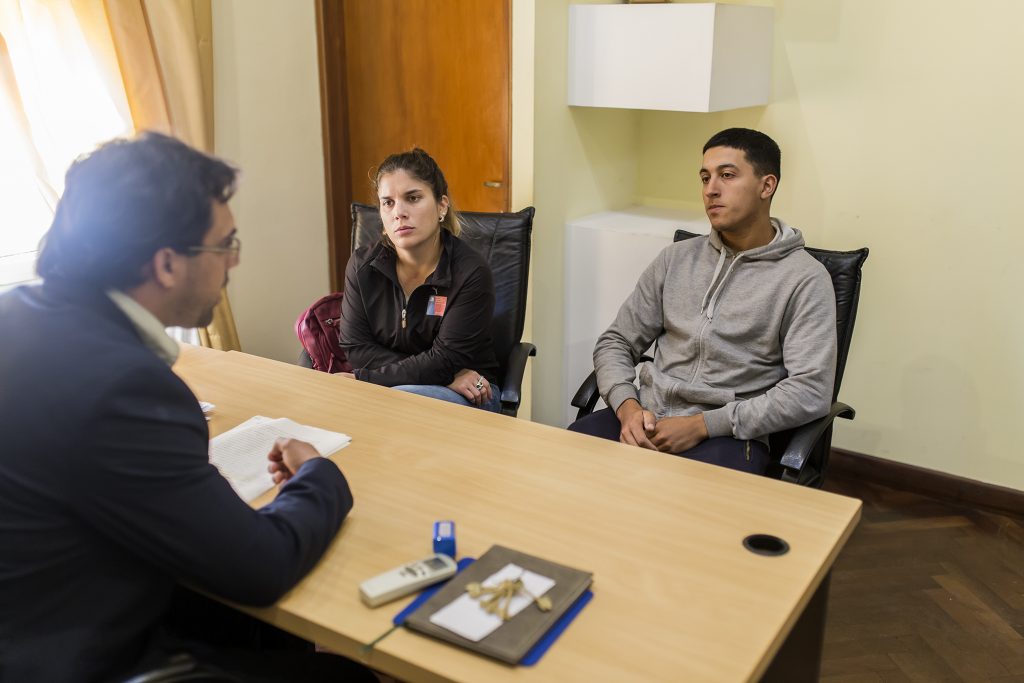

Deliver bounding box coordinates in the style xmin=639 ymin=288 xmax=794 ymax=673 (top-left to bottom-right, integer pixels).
xmin=563 ymin=206 xmax=709 ymax=426
xmin=568 ymin=3 xmax=773 ymax=112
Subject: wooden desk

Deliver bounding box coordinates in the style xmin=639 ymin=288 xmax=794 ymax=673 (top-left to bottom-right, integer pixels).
xmin=174 ymin=344 xmax=860 ymax=682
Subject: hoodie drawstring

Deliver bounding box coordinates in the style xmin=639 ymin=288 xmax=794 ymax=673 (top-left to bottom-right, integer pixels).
xmin=700 ymin=249 xmax=742 ymax=321
xmin=699 ymin=247 xmax=727 ymax=318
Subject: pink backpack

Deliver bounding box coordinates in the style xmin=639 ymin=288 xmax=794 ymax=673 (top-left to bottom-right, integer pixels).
xmin=294 ymin=292 xmax=354 ymax=373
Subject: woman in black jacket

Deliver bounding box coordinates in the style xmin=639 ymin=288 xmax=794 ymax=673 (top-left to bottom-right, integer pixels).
xmin=339 ymin=148 xmax=501 ymax=411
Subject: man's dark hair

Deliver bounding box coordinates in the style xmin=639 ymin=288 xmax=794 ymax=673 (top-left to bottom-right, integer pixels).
xmin=36 ymin=132 xmax=237 ymax=289
xmin=703 ymin=128 xmax=781 ymax=181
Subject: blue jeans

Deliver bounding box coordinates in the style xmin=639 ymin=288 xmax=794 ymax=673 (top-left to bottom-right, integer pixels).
xmin=393 ymin=382 xmax=502 ymax=413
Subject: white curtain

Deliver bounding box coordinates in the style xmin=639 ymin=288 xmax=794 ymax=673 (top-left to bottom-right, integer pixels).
xmin=0 ymin=0 xmax=240 ymax=350
xmin=0 ymin=0 xmax=133 ymax=287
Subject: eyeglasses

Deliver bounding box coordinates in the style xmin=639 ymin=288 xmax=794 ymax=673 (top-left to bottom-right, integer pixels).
xmin=187 ymin=236 xmax=241 ymax=257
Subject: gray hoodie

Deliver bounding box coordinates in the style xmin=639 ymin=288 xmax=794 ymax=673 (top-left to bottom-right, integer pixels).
xmin=594 ymin=218 xmax=837 ymax=442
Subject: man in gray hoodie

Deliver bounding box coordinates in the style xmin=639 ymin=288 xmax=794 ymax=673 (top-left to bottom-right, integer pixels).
xmin=570 ymin=128 xmax=836 ymax=474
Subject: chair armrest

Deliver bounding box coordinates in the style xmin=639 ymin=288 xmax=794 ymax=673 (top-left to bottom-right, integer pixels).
xmin=499 ymin=342 xmax=537 ymax=415
xmin=569 ymin=355 xmax=652 ymax=422
xmin=570 ymin=370 xmax=601 ymax=422
xmin=120 ymin=653 xmax=235 ymax=683
xmin=778 ymin=401 xmax=856 ymax=471
xmin=297 ymin=348 xmax=313 ymax=368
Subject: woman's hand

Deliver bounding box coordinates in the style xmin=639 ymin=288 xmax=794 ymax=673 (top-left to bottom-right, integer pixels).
xmin=447 ymin=368 xmax=493 ymax=406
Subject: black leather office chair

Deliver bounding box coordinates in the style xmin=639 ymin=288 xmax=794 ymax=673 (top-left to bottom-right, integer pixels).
xmin=119 ymin=653 xmax=236 ymax=683
xmin=300 ymin=203 xmax=536 ymax=418
xmin=570 ymin=229 xmax=868 ymax=487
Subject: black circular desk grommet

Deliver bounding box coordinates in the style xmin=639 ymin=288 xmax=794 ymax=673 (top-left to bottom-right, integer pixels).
xmin=743 ymin=534 xmax=790 ymax=557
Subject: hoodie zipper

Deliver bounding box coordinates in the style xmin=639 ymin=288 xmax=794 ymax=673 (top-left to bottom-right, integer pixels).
xmin=692 ymin=253 xmax=741 ymax=383
xmin=690 ymin=316 xmax=711 ymax=384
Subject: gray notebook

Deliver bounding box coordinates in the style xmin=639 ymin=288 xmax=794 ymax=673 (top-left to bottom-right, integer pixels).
xmin=403 ymin=545 xmax=593 ymax=664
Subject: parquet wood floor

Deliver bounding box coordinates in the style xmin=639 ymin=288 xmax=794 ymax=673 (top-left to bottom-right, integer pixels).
xmin=821 ymin=477 xmax=1024 ymax=682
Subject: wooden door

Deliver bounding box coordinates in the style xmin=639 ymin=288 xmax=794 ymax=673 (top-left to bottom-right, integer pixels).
xmin=317 ymin=0 xmax=511 ymax=289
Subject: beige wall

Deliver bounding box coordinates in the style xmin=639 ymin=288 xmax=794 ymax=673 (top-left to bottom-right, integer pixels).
xmin=209 ymin=1 xmax=1024 ymax=491
xmin=530 ymin=0 xmax=640 ymax=427
xmin=630 ymin=0 xmax=1024 ymax=490
xmin=212 ymin=0 xmax=329 ymax=363
xmin=511 ymin=0 xmax=536 ymax=419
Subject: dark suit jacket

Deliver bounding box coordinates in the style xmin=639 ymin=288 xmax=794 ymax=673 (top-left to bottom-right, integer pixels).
xmin=0 ymin=282 xmax=354 ymax=682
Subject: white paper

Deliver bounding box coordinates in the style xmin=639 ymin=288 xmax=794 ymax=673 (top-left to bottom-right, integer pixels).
xmin=429 ymin=563 xmax=556 ymax=642
xmin=209 ymin=416 xmax=351 ymax=502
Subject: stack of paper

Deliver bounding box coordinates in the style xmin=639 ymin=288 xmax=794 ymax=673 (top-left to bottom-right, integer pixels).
xmin=209 ymin=416 xmax=351 ymax=502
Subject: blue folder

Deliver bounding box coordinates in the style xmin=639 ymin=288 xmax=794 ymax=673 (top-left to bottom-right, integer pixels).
xmin=392 ymin=557 xmax=594 ymax=666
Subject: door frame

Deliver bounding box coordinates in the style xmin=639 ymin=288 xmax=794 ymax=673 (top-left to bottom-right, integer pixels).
xmin=315 ymin=0 xmax=352 ymax=292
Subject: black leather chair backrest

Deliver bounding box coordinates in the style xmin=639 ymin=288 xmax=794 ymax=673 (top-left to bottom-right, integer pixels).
xmin=673 ymin=229 xmax=868 ymax=402
xmin=802 ymin=245 xmax=868 ymax=400
xmin=352 ymin=202 xmax=535 ymax=384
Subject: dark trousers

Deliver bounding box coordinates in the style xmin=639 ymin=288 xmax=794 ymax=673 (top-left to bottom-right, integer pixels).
xmin=568 ymin=408 xmax=770 ymax=475
xmin=122 ymin=588 xmax=378 ymax=683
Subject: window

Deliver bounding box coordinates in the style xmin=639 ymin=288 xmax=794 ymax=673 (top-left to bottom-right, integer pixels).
xmin=0 ymin=0 xmax=133 ymax=288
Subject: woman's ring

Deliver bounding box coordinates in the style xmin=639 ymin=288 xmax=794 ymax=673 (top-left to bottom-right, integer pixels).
xmin=475 ymin=377 xmax=484 ymax=390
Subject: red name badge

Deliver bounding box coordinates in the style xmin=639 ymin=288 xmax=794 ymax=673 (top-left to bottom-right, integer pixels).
xmin=427 ymin=295 xmax=447 ymax=317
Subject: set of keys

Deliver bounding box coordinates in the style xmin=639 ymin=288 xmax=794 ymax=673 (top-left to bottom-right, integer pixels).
xmin=466 ymin=577 xmax=552 ymax=621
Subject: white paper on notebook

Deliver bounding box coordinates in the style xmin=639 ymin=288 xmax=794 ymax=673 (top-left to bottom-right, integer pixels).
xmin=428 ymin=563 xmax=555 ymax=642
xmin=209 ymin=416 xmax=351 ymax=502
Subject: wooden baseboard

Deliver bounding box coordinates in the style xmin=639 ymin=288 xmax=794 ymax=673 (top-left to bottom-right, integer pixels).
xmin=829 ymin=448 xmax=1024 ymax=517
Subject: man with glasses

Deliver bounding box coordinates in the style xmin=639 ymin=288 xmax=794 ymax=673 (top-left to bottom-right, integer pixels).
xmin=0 ymin=133 xmax=374 ymax=682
